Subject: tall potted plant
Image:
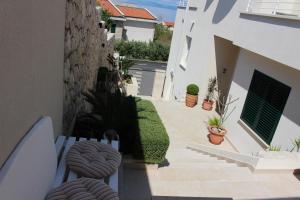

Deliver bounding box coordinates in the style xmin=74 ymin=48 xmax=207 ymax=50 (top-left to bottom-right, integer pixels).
xmin=120 ymin=57 xmax=135 ymax=84
xmin=208 ymin=93 xmax=238 ymax=145
xmin=202 ymin=77 xmax=217 ymax=111
xmin=186 ymin=84 xmax=199 ymax=107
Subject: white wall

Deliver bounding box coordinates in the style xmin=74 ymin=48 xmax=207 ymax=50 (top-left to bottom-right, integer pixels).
xmin=164 ymin=0 xmax=300 ymax=153
xmin=124 ymin=20 xmax=155 ymax=42
xmin=227 ymin=49 xmax=300 ymax=154
xmin=113 ymin=21 xmax=124 ymax=40
xmin=0 ymin=0 xmax=65 ymax=167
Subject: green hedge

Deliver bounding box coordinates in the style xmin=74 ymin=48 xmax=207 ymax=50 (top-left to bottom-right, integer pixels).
xmin=115 ymin=40 xmax=170 ymax=62
xmin=133 ymin=99 xmax=170 ymax=164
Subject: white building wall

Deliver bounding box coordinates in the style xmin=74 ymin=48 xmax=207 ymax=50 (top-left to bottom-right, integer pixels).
xmin=164 ymin=0 xmax=300 ymax=154
xmin=124 ymin=20 xmax=155 ymax=42
xmin=113 ymin=21 xmax=124 ymax=40
xmin=227 ymin=49 xmax=300 ymax=154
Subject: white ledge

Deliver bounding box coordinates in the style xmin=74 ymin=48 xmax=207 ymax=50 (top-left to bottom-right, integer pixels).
xmin=240 ymin=11 xmax=300 ymax=21
xmin=188 ymin=144 xmax=300 ymax=173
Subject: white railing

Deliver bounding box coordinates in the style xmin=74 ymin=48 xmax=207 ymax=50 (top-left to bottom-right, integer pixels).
xmin=246 ymin=0 xmax=300 ymax=17
xmin=178 ymin=0 xmax=188 ymax=7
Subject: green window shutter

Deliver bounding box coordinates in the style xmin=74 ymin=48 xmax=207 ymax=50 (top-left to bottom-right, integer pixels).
xmin=111 ymin=24 xmax=116 ymax=33
xmin=241 ymin=70 xmax=291 ymax=144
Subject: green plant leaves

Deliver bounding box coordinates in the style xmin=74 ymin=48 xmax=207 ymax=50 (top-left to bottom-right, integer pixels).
xmin=115 ymin=40 xmax=170 ymax=62
xmin=187 ymin=84 xmax=199 ymax=95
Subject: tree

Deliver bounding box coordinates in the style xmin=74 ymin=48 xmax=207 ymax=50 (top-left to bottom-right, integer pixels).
xmin=154 ymin=24 xmax=173 ymax=45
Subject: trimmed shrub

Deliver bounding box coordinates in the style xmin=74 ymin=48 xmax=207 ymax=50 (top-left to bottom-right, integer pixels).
xmin=187 ymin=84 xmax=199 ymax=95
xmin=133 ymin=99 xmax=170 ymax=164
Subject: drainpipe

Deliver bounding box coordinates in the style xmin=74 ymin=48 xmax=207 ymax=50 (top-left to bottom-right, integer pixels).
xmin=273 ymin=0 xmax=280 ymax=15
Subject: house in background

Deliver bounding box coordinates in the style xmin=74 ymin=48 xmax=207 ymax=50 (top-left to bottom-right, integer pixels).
xmin=163 ymin=21 xmax=175 ymax=31
xmin=163 ymin=0 xmax=300 ymax=154
xmin=97 ymin=0 xmax=158 ymax=42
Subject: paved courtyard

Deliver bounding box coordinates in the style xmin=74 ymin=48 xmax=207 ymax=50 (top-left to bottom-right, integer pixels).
xmin=120 ymin=99 xmax=300 ymax=200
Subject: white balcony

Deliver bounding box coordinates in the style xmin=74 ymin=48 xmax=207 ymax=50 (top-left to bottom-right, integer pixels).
xmin=247 ymin=0 xmax=300 ymax=17
xmin=178 ymin=0 xmax=188 ymax=8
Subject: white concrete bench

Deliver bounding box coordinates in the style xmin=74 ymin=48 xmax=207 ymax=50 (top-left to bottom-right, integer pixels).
xmin=0 ymin=117 xmax=120 ymax=200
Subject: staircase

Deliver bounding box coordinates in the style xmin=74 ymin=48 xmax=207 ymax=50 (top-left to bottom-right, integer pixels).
xmin=122 ymin=146 xmax=300 ymax=199
xmin=148 ymin=147 xmax=255 ymax=198
xmin=120 ymin=99 xmax=300 ymax=199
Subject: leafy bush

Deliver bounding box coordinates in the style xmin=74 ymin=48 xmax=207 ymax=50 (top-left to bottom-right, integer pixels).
xmin=154 ymin=24 xmax=173 ymax=45
xmin=187 ymin=84 xmax=199 ymax=95
xmin=133 ymin=99 xmax=170 ymax=164
xmin=115 ymin=40 xmax=170 ymax=61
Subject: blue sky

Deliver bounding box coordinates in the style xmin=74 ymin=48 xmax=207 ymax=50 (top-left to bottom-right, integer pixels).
xmin=116 ymin=0 xmax=179 ymax=21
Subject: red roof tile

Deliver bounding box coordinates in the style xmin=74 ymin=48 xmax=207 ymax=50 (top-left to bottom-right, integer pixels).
xmin=97 ymin=0 xmax=123 ymax=17
xmin=164 ymin=21 xmax=175 ymax=27
xmin=118 ymin=6 xmax=156 ymax=20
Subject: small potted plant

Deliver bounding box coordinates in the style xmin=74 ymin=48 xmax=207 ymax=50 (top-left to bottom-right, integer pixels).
xmin=202 ymin=77 xmax=217 ymax=111
xmin=208 ymin=93 xmax=238 ymax=145
xmin=186 ymin=84 xmax=199 ymax=107
xmin=208 ymin=117 xmax=226 ymax=145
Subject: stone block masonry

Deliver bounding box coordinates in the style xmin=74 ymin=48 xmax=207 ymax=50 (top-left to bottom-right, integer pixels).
xmin=63 ymin=0 xmax=115 ymax=132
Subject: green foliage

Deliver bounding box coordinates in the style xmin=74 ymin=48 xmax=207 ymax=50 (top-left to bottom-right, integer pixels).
xmin=154 ymin=24 xmax=173 ymax=45
xmin=186 ymin=84 xmax=199 ymax=95
xmin=75 ymin=65 xmax=123 ymax=139
xmin=268 ymin=145 xmax=281 ymax=151
xmin=208 ymin=117 xmax=221 ymax=127
xmin=115 ymin=40 xmax=170 ymax=61
xmin=120 ymin=57 xmax=135 ymax=76
xmin=101 ymin=10 xmax=113 ymax=31
xmin=133 ymin=99 xmax=170 ymax=164
xmin=293 ymin=138 xmax=300 ymax=152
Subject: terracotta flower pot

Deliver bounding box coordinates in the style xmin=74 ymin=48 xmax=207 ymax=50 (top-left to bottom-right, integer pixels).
xmin=208 ymin=125 xmax=227 ymax=145
xmin=202 ymin=99 xmax=214 ymax=111
xmin=186 ymin=93 xmax=198 ymax=107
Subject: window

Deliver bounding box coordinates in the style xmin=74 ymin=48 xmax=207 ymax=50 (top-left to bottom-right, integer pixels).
xmin=241 ymin=70 xmax=291 ymax=144
xmin=111 ymin=24 xmax=116 ymax=33
xmin=180 ymin=36 xmax=192 ymax=68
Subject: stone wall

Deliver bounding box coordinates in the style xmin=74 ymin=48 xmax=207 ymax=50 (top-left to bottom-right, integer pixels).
xmin=63 ymin=0 xmax=115 ymax=132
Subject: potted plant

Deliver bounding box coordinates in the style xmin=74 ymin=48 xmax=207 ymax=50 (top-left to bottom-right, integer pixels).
xmin=208 ymin=117 xmax=226 ymax=145
xmin=120 ymin=57 xmax=135 ymax=84
xmin=208 ymin=93 xmax=238 ymax=145
xmin=202 ymin=77 xmax=217 ymax=111
xmin=186 ymin=84 xmax=199 ymax=107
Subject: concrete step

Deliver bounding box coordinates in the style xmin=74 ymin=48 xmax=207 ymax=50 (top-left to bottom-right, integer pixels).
xmin=167 ymin=158 xmax=231 ymax=165
xmin=122 ymin=167 xmax=300 ymax=200
xmin=150 ymin=179 xmax=300 ymax=199
xmin=147 ymin=167 xmax=253 ymax=182
xmin=163 ymin=162 xmax=242 ymax=169
xmin=166 ymin=148 xmax=234 ymax=164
